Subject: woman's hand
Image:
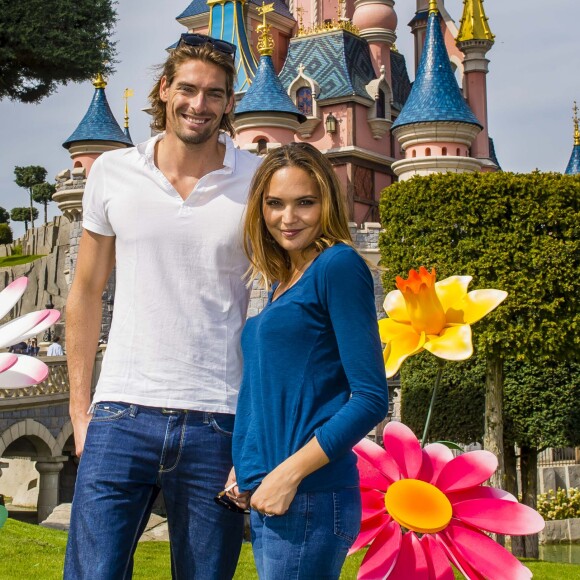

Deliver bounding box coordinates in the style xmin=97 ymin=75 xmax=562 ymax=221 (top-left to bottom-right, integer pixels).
xmin=250 ymin=465 xmax=300 ymax=516
xmin=225 ymin=466 xmax=251 ymax=509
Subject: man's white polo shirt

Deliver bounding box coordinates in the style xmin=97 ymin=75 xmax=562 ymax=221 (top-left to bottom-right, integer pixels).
xmin=82 ymin=132 xmax=262 ymax=414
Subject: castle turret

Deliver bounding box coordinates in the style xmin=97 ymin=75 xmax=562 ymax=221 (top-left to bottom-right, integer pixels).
xmin=234 ymin=3 xmax=305 ymax=152
xmin=456 ymin=0 xmax=494 ymax=167
xmin=565 ymin=102 xmax=580 ymax=175
xmin=352 ymin=0 xmax=397 ymax=80
xmin=54 ymin=75 xmax=132 ymax=222
xmin=62 ymin=74 xmax=133 ymax=174
xmin=391 ymin=0 xmax=481 ymax=180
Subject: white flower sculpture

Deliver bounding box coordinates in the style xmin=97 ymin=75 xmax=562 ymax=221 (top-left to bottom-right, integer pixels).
xmin=0 ymin=277 xmax=60 ymax=388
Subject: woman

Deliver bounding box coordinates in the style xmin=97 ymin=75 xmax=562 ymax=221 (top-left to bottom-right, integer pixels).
xmin=230 ymin=143 xmax=389 ymax=579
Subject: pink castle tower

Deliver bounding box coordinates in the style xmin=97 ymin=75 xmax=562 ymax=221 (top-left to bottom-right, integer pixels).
xmin=456 ymin=0 xmax=496 ymax=170
xmin=391 ymin=1 xmax=482 ymax=180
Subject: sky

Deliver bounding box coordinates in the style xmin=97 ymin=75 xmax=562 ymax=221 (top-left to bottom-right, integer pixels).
xmin=1 ymin=0 xmax=579 ymax=238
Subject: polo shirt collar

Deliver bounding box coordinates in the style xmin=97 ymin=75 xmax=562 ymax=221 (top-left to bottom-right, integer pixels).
xmin=141 ymin=132 xmax=235 ymax=173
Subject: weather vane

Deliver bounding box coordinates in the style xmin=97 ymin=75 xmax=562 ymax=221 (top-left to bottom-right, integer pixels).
xmin=124 ymin=88 xmax=134 ymax=130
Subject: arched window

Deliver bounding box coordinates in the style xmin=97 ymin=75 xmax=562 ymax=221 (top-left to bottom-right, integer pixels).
xmin=456 ymin=147 xmax=461 ymax=156
xmin=296 ymin=87 xmax=313 ymax=116
xmin=376 ymin=88 xmax=386 ymax=119
xmin=257 ymin=139 xmax=268 ymax=155
xmin=425 ymin=147 xmax=431 ymax=157
xmin=74 ymin=161 xmax=83 ymax=168
xmin=412 ymin=150 xmax=417 ymax=158
xmin=442 ymin=147 xmax=447 ymax=156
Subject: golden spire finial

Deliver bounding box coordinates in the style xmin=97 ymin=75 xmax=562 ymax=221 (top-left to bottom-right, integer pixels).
xmin=257 ymin=2 xmax=275 ymax=56
xmin=573 ymin=101 xmax=580 ymax=146
xmin=428 ymin=0 xmax=438 ymax=15
xmin=457 ymin=0 xmax=495 ymax=43
xmin=337 ymin=0 xmax=346 ymax=20
xmin=296 ymin=6 xmax=305 ymax=33
xmin=123 ymin=88 xmax=134 ymax=130
xmin=93 ymin=73 xmax=107 ymax=89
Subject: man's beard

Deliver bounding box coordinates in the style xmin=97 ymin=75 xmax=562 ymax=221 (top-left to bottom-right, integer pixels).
xmin=171 ymin=114 xmax=220 ymax=145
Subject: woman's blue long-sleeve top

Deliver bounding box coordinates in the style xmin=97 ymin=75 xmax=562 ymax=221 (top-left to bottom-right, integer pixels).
xmin=232 ymin=244 xmax=389 ymax=492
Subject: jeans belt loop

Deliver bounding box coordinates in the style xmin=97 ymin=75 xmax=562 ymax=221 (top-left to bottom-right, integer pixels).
xmin=129 ymin=405 xmax=138 ymax=418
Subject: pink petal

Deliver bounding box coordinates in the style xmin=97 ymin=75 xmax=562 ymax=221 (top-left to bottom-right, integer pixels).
xmin=361 ymin=488 xmax=387 ymax=522
xmin=0 ymin=310 xmax=51 ymax=349
xmin=453 ymin=498 xmax=545 ymax=535
xmin=354 ymin=437 xmax=401 ymax=483
xmin=349 ymin=513 xmax=391 ymax=555
xmin=358 ymin=521 xmax=402 ymax=580
xmin=19 ymin=309 xmax=61 ymax=341
xmin=0 ymin=356 xmax=49 ymax=388
xmin=442 ymin=521 xmax=533 ymax=580
xmin=388 ymin=532 xmax=429 ymax=579
xmin=420 ymin=535 xmax=454 ymax=580
xmin=447 ymin=485 xmax=517 ymax=504
xmin=0 ymin=353 xmax=18 ymax=373
xmin=383 ymin=422 xmax=423 ymax=479
xmin=436 ymin=533 xmax=485 ymax=580
xmin=436 ymin=450 xmax=498 ymax=492
xmin=422 ymin=443 xmax=454 ymax=484
xmin=0 ymin=277 xmax=27 ymax=319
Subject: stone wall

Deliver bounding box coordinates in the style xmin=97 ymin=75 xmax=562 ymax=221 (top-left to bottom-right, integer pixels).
xmin=0 ymin=220 xmax=70 ymax=341
xmin=539 ymin=465 xmax=580 ymax=495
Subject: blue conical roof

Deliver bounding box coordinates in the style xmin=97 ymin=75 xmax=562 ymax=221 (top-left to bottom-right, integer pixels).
xmin=236 ymin=55 xmax=306 ymax=122
xmin=63 ymin=85 xmax=133 ymax=148
xmin=565 ymin=145 xmax=580 ymax=174
xmin=392 ymin=10 xmax=481 ymax=130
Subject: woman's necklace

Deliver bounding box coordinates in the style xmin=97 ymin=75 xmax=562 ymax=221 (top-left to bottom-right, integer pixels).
xmin=272 ymin=259 xmax=314 ymax=302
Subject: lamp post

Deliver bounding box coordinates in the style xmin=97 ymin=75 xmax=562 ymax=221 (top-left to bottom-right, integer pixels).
xmin=325 ymin=112 xmax=337 ymax=134
xmin=43 ymin=296 xmax=54 ymax=343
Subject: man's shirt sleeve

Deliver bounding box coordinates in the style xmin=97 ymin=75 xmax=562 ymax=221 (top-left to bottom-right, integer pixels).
xmin=82 ymin=156 xmax=115 ymax=237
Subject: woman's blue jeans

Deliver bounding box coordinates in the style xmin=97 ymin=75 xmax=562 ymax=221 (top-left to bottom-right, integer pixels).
xmin=250 ymin=487 xmax=361 ymax=579
xmin=64 ymin=402 xmax=244 ymax=579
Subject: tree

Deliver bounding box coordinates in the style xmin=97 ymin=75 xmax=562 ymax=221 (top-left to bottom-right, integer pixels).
xmin=11 ymin=207 xmax=38 ymax=233
xmin=32 ymin=182 xmax=56 ymax=225
xmin=0 ymin=0 xmax=117 ymax=103
xmin=0 ymin=207 xmax=9 ymax=224
xmin=379 ymin=171 xmax=580 ymax=552
xmin=14 ymin=165 xmax=46 ymax=230
xmin=0 ymin=223 xmax=12 ymax=244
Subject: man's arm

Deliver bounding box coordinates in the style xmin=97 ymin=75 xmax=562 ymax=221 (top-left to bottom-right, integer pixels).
xmin=67 ymin=230 xmax=115 ymax=457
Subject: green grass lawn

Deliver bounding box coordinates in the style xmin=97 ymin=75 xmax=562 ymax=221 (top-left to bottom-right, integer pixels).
xmin=0 ymin=520 xmax=578 ymax=579
xmin=0 ymin=255 xmax=44 ymax=268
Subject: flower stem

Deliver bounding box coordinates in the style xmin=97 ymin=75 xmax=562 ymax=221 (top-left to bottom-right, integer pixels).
xmin=421 ymin=360 xmax=444 ymax=447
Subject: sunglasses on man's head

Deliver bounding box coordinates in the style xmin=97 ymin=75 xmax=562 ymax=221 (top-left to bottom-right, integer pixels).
xmin=179 ymin=33 xmax=237 ymax=61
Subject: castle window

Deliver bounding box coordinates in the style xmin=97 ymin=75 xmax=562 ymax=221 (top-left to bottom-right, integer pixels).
xmin=257 ymin=139 xmax=268 ymax=154
xmin=296 ymin=87 xmax=313 ymax=116
xmin=425 ymin=147 xmax=431 ymax=157
xmin=456 ymin=147 xmax=461 ymax=156
xmin=376 ymin=88 xmax=386 ymax=119
xmin=412 ymin=150 xmax=417 ymax=158
xmin=442 ymin=147 xmax=447 ymax=156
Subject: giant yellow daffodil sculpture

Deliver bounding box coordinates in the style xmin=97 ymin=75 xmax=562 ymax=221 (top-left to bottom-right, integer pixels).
xmin=379 ymin=267 xmax=507 ymax=379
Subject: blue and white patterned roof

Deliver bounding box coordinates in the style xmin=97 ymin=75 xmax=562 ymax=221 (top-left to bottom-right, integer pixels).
xmin=63 ymin=86 xmax=133 ymax=148
xmin=565 ymin=144 xmax=580 ymax=174
xmin=392 ymin=10 xmax=481 ymax=130
xmin=279 ymin=31 xmax=375 ymax=101
xmin=177 ymin=0 xmax=293 ymax=21
xmin=236 ymin=55 xmax=305 ymax=121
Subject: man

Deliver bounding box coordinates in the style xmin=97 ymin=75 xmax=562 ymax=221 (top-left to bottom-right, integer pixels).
xmin=46 ymin=336 xmax=63 ymax=356
xmin=64 ymin=35 xmax=261 ymax=579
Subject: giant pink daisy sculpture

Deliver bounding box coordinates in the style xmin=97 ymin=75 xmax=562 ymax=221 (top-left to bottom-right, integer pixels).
xmin=0 ymin=277 xmax=60 ymax=388
xmin=352 ymin=422 xmax=545 ymax=580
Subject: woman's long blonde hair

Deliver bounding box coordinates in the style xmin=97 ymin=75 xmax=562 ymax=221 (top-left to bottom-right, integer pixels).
xmin=244 ymin=143 xmax=354 ymax=287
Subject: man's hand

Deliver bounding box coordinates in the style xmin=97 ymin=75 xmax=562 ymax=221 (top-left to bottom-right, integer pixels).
xmin=71 ymin=412 xmax=92 ymax=458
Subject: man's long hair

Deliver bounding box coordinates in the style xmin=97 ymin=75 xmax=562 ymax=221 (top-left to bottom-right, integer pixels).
xmin=148 ymin=44 xmax=236 ymax=137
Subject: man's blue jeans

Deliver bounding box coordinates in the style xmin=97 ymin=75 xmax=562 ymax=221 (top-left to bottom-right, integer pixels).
xmin=64 ymin=403 xmax=244 ymax=579
xmin=250 ymin=487 xmax=361 ymax=579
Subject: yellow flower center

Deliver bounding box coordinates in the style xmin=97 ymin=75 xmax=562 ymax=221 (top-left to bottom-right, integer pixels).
xmin=384 ymin=479 xmax=452 ymax=534
xmin=396 ymin=267 xmax=446 ymax=335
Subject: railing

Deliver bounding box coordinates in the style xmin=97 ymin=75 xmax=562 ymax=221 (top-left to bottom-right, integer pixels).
xmin=0 ymin=356 xmax=69 ymax=399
